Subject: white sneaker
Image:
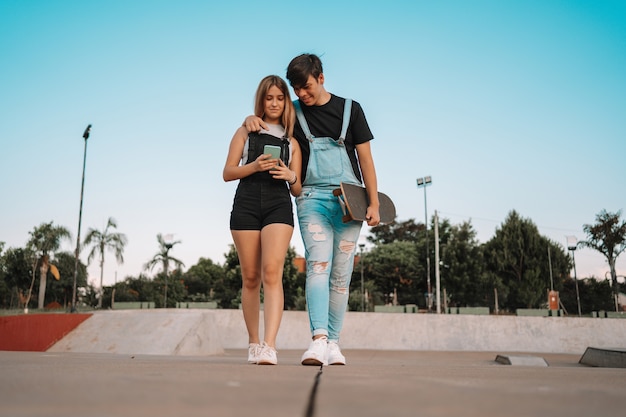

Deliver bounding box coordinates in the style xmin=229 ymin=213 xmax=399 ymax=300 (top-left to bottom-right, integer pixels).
xmin=327 ymin=340 xmax=346 ymax=365
xmin=257 ymin=342 xmax=277 ymax=365
xmin=248 ymin=343 xmax=261 ymax=364
xmin=301 ymin=336 xmax=328 ymax=366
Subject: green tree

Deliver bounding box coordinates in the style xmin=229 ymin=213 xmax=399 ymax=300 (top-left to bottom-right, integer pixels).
xmin=368 ymin=219 xmax=423 ymax=245
xmin=218 ymin=244 xmax=303 ymax=310
xmin=152 ymin=269 xmax=186 ymax=308
xmin=47 ymin=251 xmax=88 ymax=308
xmin=580 ymin=277 xmax=615 ymax=313
xmin=144 ymin=234 xmax=184 ymax=308
xmin=219 ymin=244 xmax=245 ymax=309
xmin=281 ymin=246 xmax=304 ymax=310
xmin=83 ymin=217 xmax=128 ymax=308
xmin=559 ymin=276 xmax=614 ymax=315
xmin=109 ymin=281 xmax=141 ymax=303
xmin=184 ymin=257 xmax=225 ymax=301
xmin=368 ymin=218 xmax=433 ymax=307
xmin=440 ymin=220 xmax=487 ymax=307
xmin=121 ymin=274 xmax=156 ymax=302
xmin=362 ymin=241 xmax=422 ymax=307
xmin=349 ymin=248 xmax=378 ymax=311
xmin=482 ymin=211 xmax=569 ymax=311
xmin=0 ymin=246 xmax=34 ymax=309
xmin=26 ymin=222 xmax=71 ymax=310
xmin=0 ymin=242 xmax=8 ymax=307
xmin=580 ymin=210 xmax=626 ymax=309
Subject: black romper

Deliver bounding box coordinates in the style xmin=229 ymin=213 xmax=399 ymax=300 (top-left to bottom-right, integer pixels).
xmin=229 ymin=132 xmax=294 ymax=230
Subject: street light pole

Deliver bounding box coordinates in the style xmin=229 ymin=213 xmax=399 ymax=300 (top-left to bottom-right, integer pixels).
xmin=434 ymin=210 xmax=441 ymax=314
xmin=163 ymin=234 xmax=174 ymax=308
xmin=566 ymin=236 xmax=582 ymax=317
xmin=416 ymin=176 xmax=432 ymax=311
xmin=359 ymin=244 xmax=365 ymax=312
xmin=72 ymin=124 xmax=91 ymax=312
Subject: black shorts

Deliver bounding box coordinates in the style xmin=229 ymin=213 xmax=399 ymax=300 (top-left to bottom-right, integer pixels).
xmin=229 ymin=180 xmax=294 ymax=230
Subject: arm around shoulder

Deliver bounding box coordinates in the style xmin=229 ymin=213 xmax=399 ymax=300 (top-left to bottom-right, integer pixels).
xmin=288 ymin=138 xmax=303 ymax=196
xmin=243 ymin=115 xmax=268 ymax=133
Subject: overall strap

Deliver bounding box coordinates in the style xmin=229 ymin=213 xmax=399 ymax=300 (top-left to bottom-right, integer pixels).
xmin=338 ymin=99 xmax=352 ymax=145
xmin=280 ymin=136 xmax=290 ymax=166
xmin=293 ymin=100 xmax=313 ymax=141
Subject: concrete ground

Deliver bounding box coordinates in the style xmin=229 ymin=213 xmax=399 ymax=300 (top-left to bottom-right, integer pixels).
xmin=1 ymin=349 xmax=625 ymax=417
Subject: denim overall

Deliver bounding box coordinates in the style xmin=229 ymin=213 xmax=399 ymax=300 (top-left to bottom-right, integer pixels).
xmin=294 ymin=99 xmax=363 ymax=342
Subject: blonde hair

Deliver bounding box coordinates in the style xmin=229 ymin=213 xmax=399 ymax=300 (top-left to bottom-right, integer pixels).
xmin=254 ymin=75 xmax=295 ymax=138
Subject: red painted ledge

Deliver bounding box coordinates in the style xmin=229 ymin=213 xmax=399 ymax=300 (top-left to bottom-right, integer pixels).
xmin=0 ymin=313 xmax=92 ymax=352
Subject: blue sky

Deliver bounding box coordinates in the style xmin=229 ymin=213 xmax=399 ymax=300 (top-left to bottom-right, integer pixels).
xmin=1 ymin=0 xmax=625 ymax=288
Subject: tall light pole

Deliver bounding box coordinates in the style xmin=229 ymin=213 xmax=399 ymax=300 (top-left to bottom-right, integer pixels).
xmin=566 ymin=236 xmax=582 ymax=317
xmin=163 ymin=234 xmax=174 ymax=309
xmin=359 ymin=243 xmax=365 ymax=312
xmin=434 ymin=210 xmax=441 ymax=314
xmin=72 ymin=124 xmax=91 ymax=312
xmin=417 ymin=176 xmax=432 ymax=311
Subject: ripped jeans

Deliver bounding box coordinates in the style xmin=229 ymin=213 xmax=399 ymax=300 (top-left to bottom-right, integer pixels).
xmin=296 ymin=188 xmax=362 ymax=342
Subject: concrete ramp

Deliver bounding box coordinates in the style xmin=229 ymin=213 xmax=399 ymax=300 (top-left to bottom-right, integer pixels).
xmin=43 ymin=309 xmax=626 ymax=356
xmin=579 ymin=347 xmax=626 ymax=368
xmin=49 ymin=310 xmax=223 ymax=356
xmin=0 ymin=313 xmax=91 ymax=352
xmin=495 ymin=354 xmax=548 ymax=366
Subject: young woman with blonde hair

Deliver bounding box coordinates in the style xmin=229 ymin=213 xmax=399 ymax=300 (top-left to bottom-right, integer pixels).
xmin=223 ymin=75 xmax=302 ymax=365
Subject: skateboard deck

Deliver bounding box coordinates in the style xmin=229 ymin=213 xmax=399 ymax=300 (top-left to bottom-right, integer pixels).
xmin=333 ymin=182 xmax=396 ymax=224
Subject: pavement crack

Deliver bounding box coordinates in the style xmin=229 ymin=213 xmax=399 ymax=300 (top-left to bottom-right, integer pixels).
xmin=304 ymin=365 xmax=323 ymax=417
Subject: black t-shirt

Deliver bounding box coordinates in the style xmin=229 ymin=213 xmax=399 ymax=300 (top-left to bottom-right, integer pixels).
xmin=294 ymin=94 xmax=373 ymax=183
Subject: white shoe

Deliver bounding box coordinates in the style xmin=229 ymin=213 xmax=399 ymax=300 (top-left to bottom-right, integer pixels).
xmin=257 ymin=342 xmax=277 ymax=365
xmin=327 ymin=340 xmax=346 ymax=365
xmin=248 ymin=343 xmax=261 ymax=364
xmin=301 ymin=336 xmax=328 ymax=366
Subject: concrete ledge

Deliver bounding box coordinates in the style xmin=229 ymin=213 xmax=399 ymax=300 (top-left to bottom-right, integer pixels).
xmin=374 ymin=305 xmax=405 ymax=313
xmin=588 ymin=311 xmax=624 ymax=318
xmin=112 ymin=301 xmax=155 ymax=310
xmin=43 ymin=309 xmax=626 ymax=356
xmin=448 ymin=307 xmax=490 ymax=315
xmin=176 ymin=301 xmax=218 ymax=309
xmin=516 ymin=309 xmax=563 ymax=317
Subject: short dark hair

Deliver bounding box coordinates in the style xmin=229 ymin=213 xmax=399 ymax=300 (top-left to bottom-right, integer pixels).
xmin=286 ymin=54 xmax=323 ymax=89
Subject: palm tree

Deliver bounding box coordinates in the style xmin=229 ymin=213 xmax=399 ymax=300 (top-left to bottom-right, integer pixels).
xmin=26 ymin=222 xmax=71 ymax=310
xmin=83 ymin=217 xmax=128 ymax=308
xmin=144 ymin=233 xmax=184 ymax=308
xmin=580 ymin=209 xmax=626 ymax=311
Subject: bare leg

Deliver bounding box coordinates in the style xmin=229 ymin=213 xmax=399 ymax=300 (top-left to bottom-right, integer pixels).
xmin=232 ymin=230 xmax=262 ymax=344
xmin=260 ymin=223 xmax=293 ymax=347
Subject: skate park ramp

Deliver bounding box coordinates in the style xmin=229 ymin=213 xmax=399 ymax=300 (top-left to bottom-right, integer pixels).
xmin=42 ymin=309 xmax=626 ymax=357
xmin=495 ymin=354 xmax=549 ymax=366
xmin=579 ymin=347 xmax=626 ymax=368
xmin=0 ymin=313 xmax=91 ymax=351
xmin=48 ymin=309 xmax=223 ymax=355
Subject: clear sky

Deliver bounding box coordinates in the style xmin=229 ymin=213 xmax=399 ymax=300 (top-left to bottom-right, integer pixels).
xmin=1 ymin=0 xmax=625 ymax=288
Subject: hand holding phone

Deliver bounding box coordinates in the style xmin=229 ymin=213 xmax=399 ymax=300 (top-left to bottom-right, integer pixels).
xmin=263 ymin=145 xmax=281 ymax=164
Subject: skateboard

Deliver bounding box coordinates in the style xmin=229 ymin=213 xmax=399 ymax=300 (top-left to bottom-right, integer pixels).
xmin=333 ymin=182 xmax=396 ymax=224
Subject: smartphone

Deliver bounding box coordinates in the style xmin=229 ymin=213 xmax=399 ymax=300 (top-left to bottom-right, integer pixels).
xmin=263 ymin=144 xmax=281 ymax=163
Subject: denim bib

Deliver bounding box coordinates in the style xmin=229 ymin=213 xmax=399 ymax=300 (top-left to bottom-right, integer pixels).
xmin=294 ymin=99 xmax=361 ymax=189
